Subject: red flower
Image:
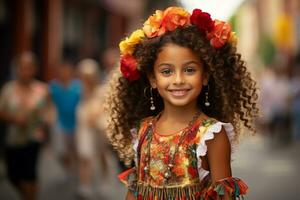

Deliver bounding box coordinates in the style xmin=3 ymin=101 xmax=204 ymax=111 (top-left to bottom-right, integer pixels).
xmin=120 ymin=54 xmax=140 ymax=81
xmin=190 ymin=9 xmax=214 ymax=32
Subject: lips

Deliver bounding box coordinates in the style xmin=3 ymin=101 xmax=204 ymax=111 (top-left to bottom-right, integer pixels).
xmin=168 ymin=89 xmax=191 ymax=97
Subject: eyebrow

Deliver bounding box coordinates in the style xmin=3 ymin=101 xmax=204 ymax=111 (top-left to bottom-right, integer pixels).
xmin=157 ymin=60 xmax=201 ymax=68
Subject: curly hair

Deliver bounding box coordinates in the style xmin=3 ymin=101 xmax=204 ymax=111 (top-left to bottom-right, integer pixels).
xmin=105 ymin=26 xmax=258 ymax=166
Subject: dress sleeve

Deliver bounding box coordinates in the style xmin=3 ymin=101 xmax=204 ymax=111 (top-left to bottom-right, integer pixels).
xmin=196 ymin=120 xmax=248 ymax=199
xmin=118 ymin=167 xmax=138 ymax=193
xmin=201 ymin=176 xmax=248 ymax=200
xmin=196 ymin=120 xmax=236 ymax=180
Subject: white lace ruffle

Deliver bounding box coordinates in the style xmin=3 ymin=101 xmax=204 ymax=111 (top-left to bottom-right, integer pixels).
xmin=196 ymin=122 xmax=236 ymax=180
xmin=130 ymin=128 xmax=139 ymax=166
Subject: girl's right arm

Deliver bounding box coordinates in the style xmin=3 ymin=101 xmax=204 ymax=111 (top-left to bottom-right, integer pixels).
xmin=125 ymin=191 xmax=135 ymax=200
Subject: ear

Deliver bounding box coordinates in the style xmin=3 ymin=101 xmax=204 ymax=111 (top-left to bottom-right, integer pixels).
xmin=202 ymin=72 xmax=209 ymax=86
xmin=147 ymin=73 xmax=157 ymax=88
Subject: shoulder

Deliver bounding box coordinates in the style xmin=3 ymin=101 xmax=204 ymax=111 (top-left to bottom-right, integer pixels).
xmin=196 ymin=118 xmax=235 ymax=157
xmin=130 ymin=116 xmax=155 ymax=145
xmin=0 ymin=81 xmax=15 ymax=99
xmin=136 ymin=116 xmax=154 ymax=137
xmin=1 ymin=81 xmax=15 ymax=92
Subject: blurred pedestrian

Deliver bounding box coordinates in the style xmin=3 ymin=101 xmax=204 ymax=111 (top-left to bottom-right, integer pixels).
xmin=76 ymin=59 xmax=110 ymax=199
xmin=49 ymin=60 xmax=82 ymax=177
xmin=100 ymin=47 xmax=119 ymax=80
xmin=0 ymin=52 xmax=49 ymax=200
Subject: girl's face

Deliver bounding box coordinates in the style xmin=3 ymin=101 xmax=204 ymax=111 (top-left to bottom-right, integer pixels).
xmin=150 ymin=43 xmax=208 ymax=108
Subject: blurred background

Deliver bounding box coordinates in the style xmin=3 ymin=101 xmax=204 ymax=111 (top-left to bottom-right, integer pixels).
xmin=0 ymin=0 xmax=299 ymax=199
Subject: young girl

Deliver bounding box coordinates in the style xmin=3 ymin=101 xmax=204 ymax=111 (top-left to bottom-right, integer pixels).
xmin=106 ymin=6 xmax=258 ymax=200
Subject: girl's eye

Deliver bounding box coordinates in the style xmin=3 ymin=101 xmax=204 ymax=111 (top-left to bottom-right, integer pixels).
xmin=161 ymin=69 xmax=173 ymax=76
xmin=184 ymin=67 xmax=196 ymax=74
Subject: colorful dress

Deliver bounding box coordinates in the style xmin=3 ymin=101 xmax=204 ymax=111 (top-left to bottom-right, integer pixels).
xmin=119 ymin=116 xmax=248 ymax=200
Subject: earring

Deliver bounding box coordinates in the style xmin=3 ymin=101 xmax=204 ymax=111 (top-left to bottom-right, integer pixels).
xmin=150 ymin=87 xmax=156 ymax=110
xmin=205 ymin=85 xmax=210 ymax=107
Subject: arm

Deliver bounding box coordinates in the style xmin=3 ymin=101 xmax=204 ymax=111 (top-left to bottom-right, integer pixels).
xmin=125 ymin=191 xmax=135 ymax=200
xmin=206 ymin=127 xmax=232 ymax=182
xmin=206 ymin=127 xmax=231 ymax=200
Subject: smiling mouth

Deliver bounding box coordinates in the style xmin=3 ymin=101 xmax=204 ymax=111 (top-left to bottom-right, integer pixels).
xmin=168 ymin=89 xmax=191 ymax=97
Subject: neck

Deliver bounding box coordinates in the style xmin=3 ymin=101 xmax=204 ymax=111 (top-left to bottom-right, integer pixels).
xmin=160 ymin=102 xmax=200 ymax=124
xmin=17 ymin=79 xmax=33 ymax=87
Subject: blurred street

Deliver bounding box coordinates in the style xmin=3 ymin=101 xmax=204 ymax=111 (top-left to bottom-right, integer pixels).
xmin=0 ymin=145 xmax=126 ymax=200
xmin=232 ymin=135 xmax=300 ymax=200
xmin=0 ymin=134 xmax=299 ymax=200
xmin=1 ymin=0 xmax=300 ymax=199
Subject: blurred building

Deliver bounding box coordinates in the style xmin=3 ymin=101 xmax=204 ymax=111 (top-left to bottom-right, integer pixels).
xmin=233 ymin=0 xmax=299 ymax=71
xmin=0 ymin=0 xmax=178 ymax=84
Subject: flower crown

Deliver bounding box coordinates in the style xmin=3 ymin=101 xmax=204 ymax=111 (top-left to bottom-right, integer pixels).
xmin=119 ymin=7 xmax=237 ymax=81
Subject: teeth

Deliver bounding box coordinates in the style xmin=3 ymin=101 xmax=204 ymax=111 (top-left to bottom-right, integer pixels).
xmin=170 ymin=90 xmax=188 ymax=96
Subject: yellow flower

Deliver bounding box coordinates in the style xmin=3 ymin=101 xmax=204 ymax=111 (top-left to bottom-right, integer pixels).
xmin=229 ymin=32 xmax=238 ymax=46
xmin=119 ymin=29 xmax=145 ymax=55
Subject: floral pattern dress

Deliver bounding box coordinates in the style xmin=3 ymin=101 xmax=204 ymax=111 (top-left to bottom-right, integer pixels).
xmin=119 ymin=116 xmax=248 ymax=200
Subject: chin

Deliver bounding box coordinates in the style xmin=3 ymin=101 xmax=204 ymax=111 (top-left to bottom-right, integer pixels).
xmin=167 ymin=99 xmax=195 ymax=107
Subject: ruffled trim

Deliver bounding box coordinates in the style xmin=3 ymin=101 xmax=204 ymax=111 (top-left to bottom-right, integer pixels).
xmin=130 ymin=128 xmax=139 ymax=166
xmin=118 ymin=167 xmax=137 ymax=192
xmin=201 ymin=177 xmax=248 ymax=200
xmin=196 ymin=121 xmax=236 ymax=180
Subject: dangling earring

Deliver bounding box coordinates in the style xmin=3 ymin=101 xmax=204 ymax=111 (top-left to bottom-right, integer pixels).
xmin=150 ymin=87 xmax=156 ymax=110
xmin=205 ymin=85 xmax=210 ymax=107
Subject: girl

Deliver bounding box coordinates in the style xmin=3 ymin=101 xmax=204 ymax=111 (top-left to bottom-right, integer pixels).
xmin=106 ymin=6 xmax=258 ymax=200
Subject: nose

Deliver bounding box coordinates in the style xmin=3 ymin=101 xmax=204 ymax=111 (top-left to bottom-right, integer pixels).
xmin=174 ymin=72 xmax=185 ymax=85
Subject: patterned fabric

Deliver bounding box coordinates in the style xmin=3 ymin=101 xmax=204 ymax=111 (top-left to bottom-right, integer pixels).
xmin=119 ymin=116 xmax=248 ymax=199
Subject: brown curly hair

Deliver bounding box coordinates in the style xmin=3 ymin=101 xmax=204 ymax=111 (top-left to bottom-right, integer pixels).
xmin=105 ymin=26 xmax=258 ymax=166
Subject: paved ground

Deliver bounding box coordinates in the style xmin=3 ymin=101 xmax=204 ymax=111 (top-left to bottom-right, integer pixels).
xmin=0 ymin=146 xmax=126 ymax=200
xmin=232 ymin=134 xmax=300 ymax=200
xmin=0 ymin=134 xmax=299 ymax=200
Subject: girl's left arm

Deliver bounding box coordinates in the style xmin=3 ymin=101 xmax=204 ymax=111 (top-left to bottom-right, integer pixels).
xmin=206 ymin=127 xmax=232 ymax=182
xmin=204 ymin=127 xmax=248 ymax=199
xmin=206 ymin=127 xmax=231 ymax=200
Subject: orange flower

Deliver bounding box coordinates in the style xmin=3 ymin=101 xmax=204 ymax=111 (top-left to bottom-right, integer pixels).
xmin=162 ymin=7 xmax=191 ymax=32
xmin=207 ymin=20 xmax=232 ymax=49
xmin=143 ymin=10 xmax=165 ymax=38
xmin=143 ymin=7 xmax=191 ymax=38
